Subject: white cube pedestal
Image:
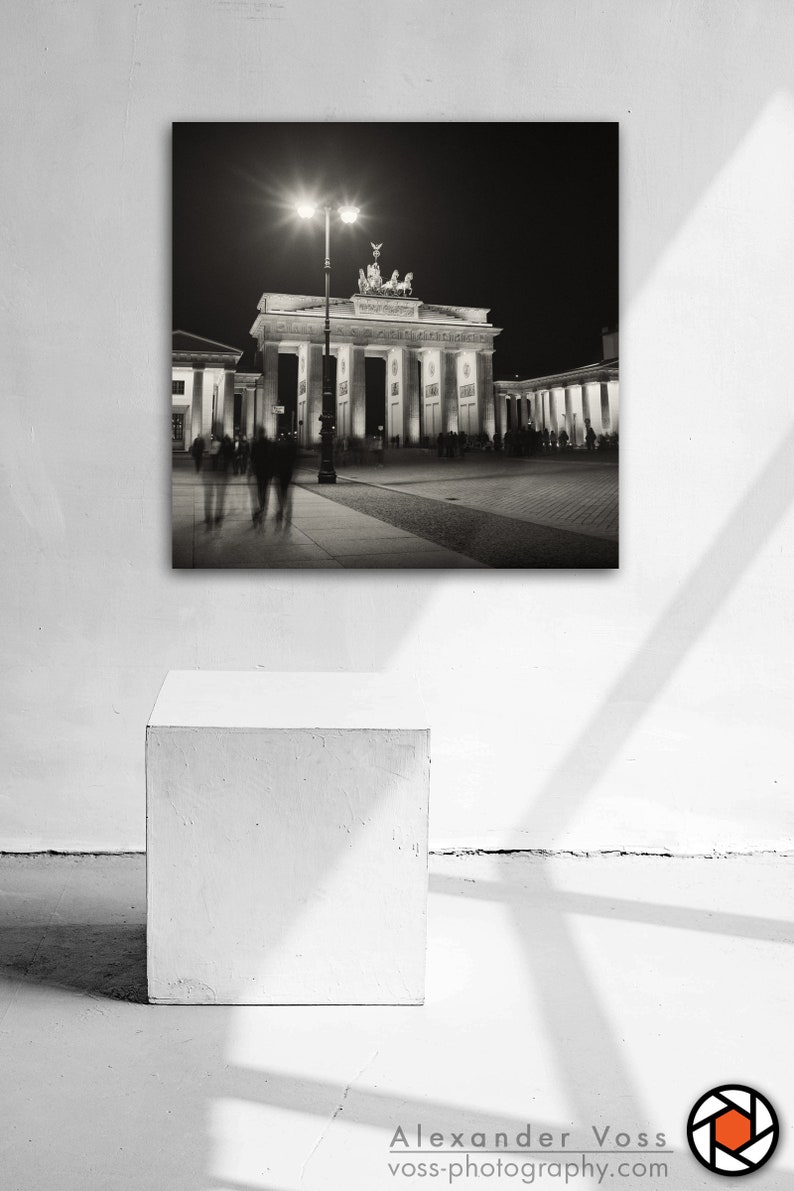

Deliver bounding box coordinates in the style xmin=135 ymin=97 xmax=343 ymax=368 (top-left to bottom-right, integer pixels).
xmin=146 ymin=671 xmax=430 ymax=1005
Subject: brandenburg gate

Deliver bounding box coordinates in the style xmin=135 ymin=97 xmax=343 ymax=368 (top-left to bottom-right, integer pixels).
xmin=249 ymin=248 xmax=501 ymax=446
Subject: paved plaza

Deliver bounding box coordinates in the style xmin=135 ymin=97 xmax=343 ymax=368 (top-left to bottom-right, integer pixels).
xmin=172 ymin=450 xmax=618 ymax=569
xmin=337 ymin=449 xmax=618 ymax=540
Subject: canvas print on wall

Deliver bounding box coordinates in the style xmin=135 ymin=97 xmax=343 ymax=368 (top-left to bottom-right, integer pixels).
xmin=172 ymin=122 xmax=618 ymax=569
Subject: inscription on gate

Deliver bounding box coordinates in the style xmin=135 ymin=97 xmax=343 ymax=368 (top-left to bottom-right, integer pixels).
xmin=352 ymin=297 xmax=419 ymax=320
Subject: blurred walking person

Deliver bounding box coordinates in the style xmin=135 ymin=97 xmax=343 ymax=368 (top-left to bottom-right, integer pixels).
xmin=190 ymin=434 xmax=205 ymax=473
xmin=275 ymin=435 xmax=298 ymax=529
xmin=249 ymin=428 xmax=274 ymax=528
xmin=203 ymin=434 xmax=233 ymax=529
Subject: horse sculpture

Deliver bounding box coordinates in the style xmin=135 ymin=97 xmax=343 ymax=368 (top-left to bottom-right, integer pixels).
xmin=357 ymin=263 xmax=414 ymax=297
xmin=380 ymin=270 xmax=400 ymax=295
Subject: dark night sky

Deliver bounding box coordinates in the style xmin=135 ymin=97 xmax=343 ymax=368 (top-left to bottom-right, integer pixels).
xmin=173 ymin=123 xmax=617 ymax=380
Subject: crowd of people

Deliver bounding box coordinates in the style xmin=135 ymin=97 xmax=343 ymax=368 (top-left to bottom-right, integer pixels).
xmin=434 ymin=430 xmax=483 ymax=457
xmin=429 ymin=424 xmax=602 ymax=457
xmin=189 ymin=430 xmax=298 ymax=531
xmin=497 ymin=422 xmax=605 ymax=456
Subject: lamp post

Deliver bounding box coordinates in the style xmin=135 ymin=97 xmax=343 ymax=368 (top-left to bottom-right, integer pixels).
xmin=297 ymin=201 xmax=359 ymax=483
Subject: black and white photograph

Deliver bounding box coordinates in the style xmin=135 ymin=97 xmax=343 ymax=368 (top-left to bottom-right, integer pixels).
xmin=172 ymin=122 xmax=619 ymax=568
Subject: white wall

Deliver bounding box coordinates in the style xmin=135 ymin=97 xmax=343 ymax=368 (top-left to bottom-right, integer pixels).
xmin=1 ymin=1 xmax=792 ymax=854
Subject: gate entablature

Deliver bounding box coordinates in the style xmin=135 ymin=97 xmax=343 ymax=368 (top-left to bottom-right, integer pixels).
xmin=250 ymin=294 xmax=499 ymax=354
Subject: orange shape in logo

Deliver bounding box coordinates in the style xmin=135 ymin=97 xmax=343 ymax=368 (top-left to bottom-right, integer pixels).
xmin=714 ymin=1109 xmax=752 ymax=1151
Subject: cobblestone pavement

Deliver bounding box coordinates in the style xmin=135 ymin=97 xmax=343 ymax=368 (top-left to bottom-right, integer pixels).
xmin=335 ymin=451 xmax=618 ymax=541
xmin=298 ymin=470 xmax=618 ymax=569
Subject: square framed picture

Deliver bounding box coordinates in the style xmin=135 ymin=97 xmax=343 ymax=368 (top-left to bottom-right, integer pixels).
xmin=172 ymin=122 xmax=618 ymax=569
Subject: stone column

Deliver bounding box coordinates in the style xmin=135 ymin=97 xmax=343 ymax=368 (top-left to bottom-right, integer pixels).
xmin=475 ymin=351 xmax=494 ymax=438
xmin=582 ymin=382 xmax=602 ymax=436
xmin=550 ymin=386 xmax=564 ymax=435
xmin=385 ymin=348 xmax=404 ymax=444
xmin=581 ymin=382 xmax=592 ymax=427
xmin=191 ymin=366 xmax=205 ymax=443
xmin=202 ymin=371 xmax=215 ymax=444
xmin=574 ymin=384 xmax=587 ymax=445
xmin=565 ymin=386 xmax=582 ymax=446
xmin=255 ymin=376 xmax=265 ymax=436
xmin=404 ymin=348 xmax=421 ymax=444
xmin=223 ymin=371 xmax=235 ymax=437
xmin=350 ymin=343 xmax=366 ymax=440
xmin=244 ymin=385 xmax=255 ymax=439
xmin=308 ymin=343 xmax=324 ymax=444
xmin=334 ymin=345 xmax=348 ymax=441
xmin=297 ymin=342 xmax=324 ymax=445
xmin=601 ymin=381 xmax=614 ymax=433
xmin=607 ymin=380 xmax=619 ymax=434
xmin=260 ymin=342 xmax=279 ymax=439
xmin=495 ymin=391 xmax=506 ymax=437
xmin=442 ymin=352 xmax=458 ymax=433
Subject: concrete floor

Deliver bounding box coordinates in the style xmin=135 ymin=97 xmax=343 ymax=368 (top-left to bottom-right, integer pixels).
xmin=1 ymin=853 xmax=792 ymax=1189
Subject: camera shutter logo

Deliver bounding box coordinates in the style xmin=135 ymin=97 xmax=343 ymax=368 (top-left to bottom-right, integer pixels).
xmin=687 ymin=1085 xmax=779 ymax=1176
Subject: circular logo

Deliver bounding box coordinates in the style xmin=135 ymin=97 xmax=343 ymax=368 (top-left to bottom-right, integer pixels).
xmin=687 ymin=1085 xmax=779 ymax=1176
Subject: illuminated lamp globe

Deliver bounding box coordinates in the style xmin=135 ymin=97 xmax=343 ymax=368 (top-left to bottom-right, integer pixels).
xmin=296 ymin=202 xmax=317 ymax=219
xmin=338 ymin=205 xmax=360 ymax=224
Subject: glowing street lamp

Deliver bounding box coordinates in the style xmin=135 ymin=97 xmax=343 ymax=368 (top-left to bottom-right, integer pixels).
xmin=296 ymin=201 xmax=360 ymax=483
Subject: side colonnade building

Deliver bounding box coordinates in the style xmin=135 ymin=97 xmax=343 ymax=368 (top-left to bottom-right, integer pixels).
xmin=493 ymin=329 xmax=619 ymax=446
xmin=171 ymin=331 xmax=262 ymax=451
